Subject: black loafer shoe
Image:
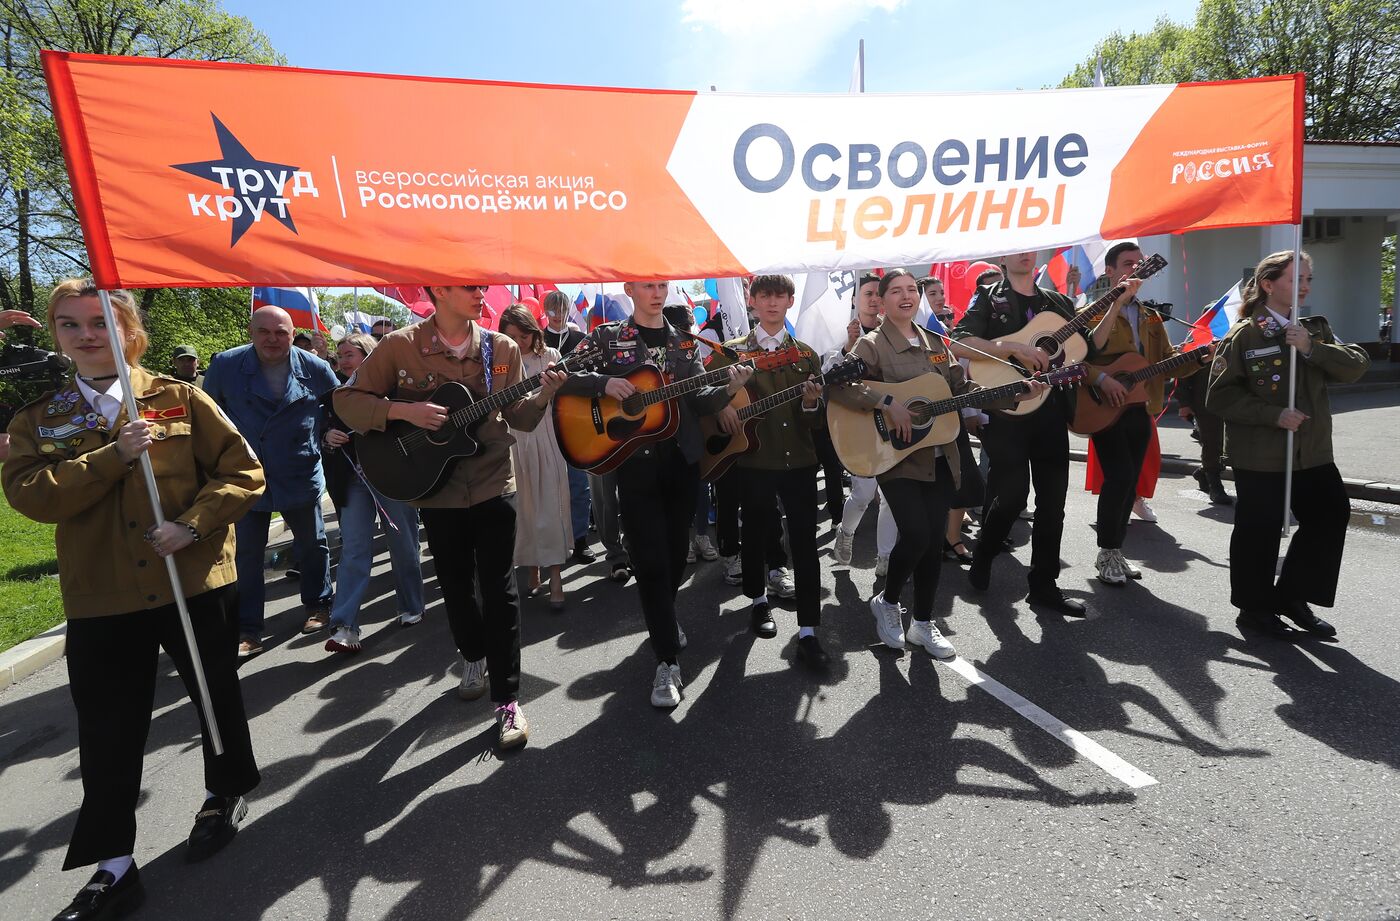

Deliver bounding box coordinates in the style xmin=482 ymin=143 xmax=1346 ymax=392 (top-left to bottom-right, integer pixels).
xmin=967 ymin=554 xmax=992 ymax=591
xmin=52 ymin=866 xmax=144 ymax=921
xmin=1236 ymin=609 xmax=1292 ymax=637
xmin=187 ymin=794 xmax=248 ymax=863
xmin=751 ymin=603 xmax=777 ymax=639
xmin=1028 ymin=585 xmax=1087 ymax=617
xmin=795 ymin=635 xmax=830 ymax=668
xmin=570 ymin=540 xmax=596 ymax=565
xmin=1281 ymin=601 xmax=1337 ymax=638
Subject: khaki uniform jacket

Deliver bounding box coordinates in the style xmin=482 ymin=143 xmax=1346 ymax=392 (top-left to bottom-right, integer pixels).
xmin=831 ymin=321 xmax=1013 ymax=487
xmin=1081 ymin=299 xmax=1200 ymax=415
xmin=1206 ymin=312 xmax=1369 ymax=472
xmin=709 ymin=330 xmax=823 ymax=471
xmin=333 ymin=318 xmax=546 ymax=509
xmin=2 ymin=367 xmax=265 ymax=619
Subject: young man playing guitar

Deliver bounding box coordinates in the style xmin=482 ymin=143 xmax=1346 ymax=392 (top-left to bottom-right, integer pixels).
xmin=954 ymin=252 xmax=1136 ymax=616
xmin=710 ymin=275 xmax=829 ymax=666
xmin=335 ymin=283 xmax=566 ymax=750
xmin=559 ymin=280 xmax=752 ymax=708
xmin=1080 ymin=242 xmax=1194 ymax=586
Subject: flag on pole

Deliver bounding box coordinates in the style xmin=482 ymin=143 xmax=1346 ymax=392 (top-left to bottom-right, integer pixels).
xmin=1186 ymin=282 xmax=1242 ymax=348
xmin=714 ymin=276 xmax=750 ymax=339
xmin=1037 ymin=245 xmax=1098 ymax=296
xmin=373 ymin=284 xmax=435 ymax=318
xmin=251 ymin=286 xmax=327 ymax=332
xmin=342 ymin=310 xmax=391 ymax=333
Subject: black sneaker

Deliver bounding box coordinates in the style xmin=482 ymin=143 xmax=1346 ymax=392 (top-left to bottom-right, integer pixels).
xmin=751 ymin=603 xmax=777 ymax=639
xmin=1027 ymin=584 xmax=1087 ymax=617
xmin=570 ymin=539 xmax=596 ymax=565
xmin=187 ymin=794 xmax=248 ymax=863
xmin=795 ymin=634 xmax=830 ymax=669
xmin=52 ymin=865 xmax=144 ymax=921
xmin=1236 ymin=609 xmax=1292 ymax=637
xmin=1280 ymin=601 xmax=1336 ymax=638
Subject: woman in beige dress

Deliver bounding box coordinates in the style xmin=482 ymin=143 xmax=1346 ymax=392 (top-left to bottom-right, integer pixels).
xmin=498 ymin=305 xmax=573 ymax=609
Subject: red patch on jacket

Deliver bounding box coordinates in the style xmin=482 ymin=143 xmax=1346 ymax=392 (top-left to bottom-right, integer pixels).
xmin=492 ymin=364 xmax=510 ymax=375
xmin=140 ymin=406 xmax=188 ymax=421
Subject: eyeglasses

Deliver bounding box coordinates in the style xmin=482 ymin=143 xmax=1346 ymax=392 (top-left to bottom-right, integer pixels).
xmin=463 ymin=285 xmax=490 ymax=293
xmin=937 ymin=313 xmax=955 ymax=321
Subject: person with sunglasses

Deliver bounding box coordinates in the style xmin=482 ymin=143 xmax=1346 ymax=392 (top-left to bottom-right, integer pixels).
xmin=335 ymin=283 xmax=567 ymax=750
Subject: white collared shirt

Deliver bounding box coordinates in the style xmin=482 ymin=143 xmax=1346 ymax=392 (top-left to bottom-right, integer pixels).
xmin=1267 ymin=306 xmax=1292 ymax=329
xmin=75 ymin=375 xmax=124 ymax=426
xmin=755 ymin=328 xmax=785 ymax=352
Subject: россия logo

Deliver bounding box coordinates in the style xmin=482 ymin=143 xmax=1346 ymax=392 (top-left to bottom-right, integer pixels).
xmin=172 ymin=113 xmax=307 ymax=247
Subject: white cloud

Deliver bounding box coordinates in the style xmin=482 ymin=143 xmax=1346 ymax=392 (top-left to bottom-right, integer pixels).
xmin=676 ymin=0 xmax=905 ymax=90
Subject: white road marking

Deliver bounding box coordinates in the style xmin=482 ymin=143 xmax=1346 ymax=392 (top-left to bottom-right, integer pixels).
xmin=938 ymin=656 xmax=1160 ymax=789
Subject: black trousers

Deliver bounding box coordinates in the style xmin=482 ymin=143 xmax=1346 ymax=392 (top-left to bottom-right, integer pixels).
xmin=881 ymin=465 xmax=954 ymax=619
xmin=713 ymin=466 xmax=786 ymax=566
xmin=618 ymin=442 xmax=698 ymax=663
xmin=1090 ymin=405 xmax=1152 ymax=549
xmin=1196 ymin=407 xmax=1226 ymax=474
xmin=978 ymin=402 xmax=1070 ymax=588
xmin=1230 ymin=463 xmax=1350 ymax=611
xmin=420 ymin=497 xmax=521 ymax=703
xmin=812 ymin=427 xmax=846 ymax=524
xmin=739 ymin=465 xmax=821 ymax=625
xmin=63 ymin=584 xmax=259 ymax=869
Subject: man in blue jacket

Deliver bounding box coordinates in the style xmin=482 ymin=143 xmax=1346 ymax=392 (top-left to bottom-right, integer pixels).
xmin=204 ymin=306 xmax=341 ymax=656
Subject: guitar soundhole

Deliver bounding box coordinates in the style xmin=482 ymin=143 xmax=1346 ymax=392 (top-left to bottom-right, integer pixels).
xmin=620 ymin=394 xmax=646 ymax=416
xmin=606 ymin=415 xmax=644 ymax=441
xmin=892 ymin=400 xmax=933 ymax=450
xmin=706 ymin=433 xmax=732 ymax=454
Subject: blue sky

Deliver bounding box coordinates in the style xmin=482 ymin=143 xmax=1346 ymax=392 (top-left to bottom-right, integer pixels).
xmin=223 ymin=0 xmax=1200 ymax=94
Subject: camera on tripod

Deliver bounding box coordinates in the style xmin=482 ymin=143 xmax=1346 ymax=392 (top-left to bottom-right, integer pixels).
xmin=0 ymin=330 xmax=72 ymax=433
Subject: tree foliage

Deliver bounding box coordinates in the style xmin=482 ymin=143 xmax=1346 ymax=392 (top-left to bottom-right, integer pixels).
xmin=1061 ymin=0 xmax=1400 ymax=142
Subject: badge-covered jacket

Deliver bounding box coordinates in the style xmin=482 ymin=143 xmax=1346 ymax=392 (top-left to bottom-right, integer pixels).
xmin=202 ymin=343 xmax=339 ymax=512
xmin=333 ymin=317 xmax=545 ymax=509
xmin=2 ymin=367 xmax=265 ymax=619
xmin=1206 ymin=311 xmax=1369 ymax=472
xmin=831 ymin=320 xmax=1013 ymax=486
xmin=709 ymin=330 xmax=823 ymax=471
xmin=557 ymin=317 xmax=731 ymax=465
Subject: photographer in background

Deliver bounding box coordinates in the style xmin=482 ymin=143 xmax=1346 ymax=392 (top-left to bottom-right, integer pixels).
xmin=1 ymin=309 xmax=47 ymax=463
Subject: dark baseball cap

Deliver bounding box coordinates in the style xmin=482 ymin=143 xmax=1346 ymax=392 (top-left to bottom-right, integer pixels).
xmin=172 ymin=344 xmax=198 ymax=359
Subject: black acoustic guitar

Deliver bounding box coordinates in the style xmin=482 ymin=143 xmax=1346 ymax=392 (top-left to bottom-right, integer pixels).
xmin=357 ymin=340 xmax=604 ymax=501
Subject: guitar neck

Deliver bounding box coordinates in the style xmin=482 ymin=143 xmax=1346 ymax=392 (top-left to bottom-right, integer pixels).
xmin=640 ymin=363 xmax=741 ymax=408
xmin=738 ymin=380 xmax=808 ymax=420
xmin=1123 ymin=348 xmax=1207 ymax=385
xmin=450 ymin=352 xmax=583 ymax=427
xmin=1052 ymin=283 xmax=1128 ymax=345
xmin=914 ymin=378 xmax=1029 ymax=420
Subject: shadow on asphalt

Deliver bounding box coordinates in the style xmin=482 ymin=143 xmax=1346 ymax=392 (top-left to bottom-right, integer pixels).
xmin=2 ymin=509 xmax=1399 ymax=919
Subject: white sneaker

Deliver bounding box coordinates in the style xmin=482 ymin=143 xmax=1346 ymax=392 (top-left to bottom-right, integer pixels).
xmin=398 ymin=611 xmax=423 ymax=627
xmin=695 ymin=534 xmax=719 ymax=561
xmin=1132 ymin=498 xmax=1157 ymax=523
xmin=767 ymin=568 xmax=796 ymax=599
xmin=325 ymin=625 xmax=361 ymax=654
xmin=907 ymin=620 xmax=957 ymax=659
xmin=833 ymin=528 xmax=854 ymax=565
xmin=875 ymin=555 xmax=889 ymax=578
xmin=1119 ymin=556 xmax=1143 ymax=580
xmin=651 ymin=662 xmax=683 ymax=708
xmin=722 ymin=555 xmax=743 ymax=586
xmin=1096 ymin=549 xmax=1127 ymax=586
xmin=869 ymin=593 xmax=906 ymax=649
xmin=458 ymin=657 xmax=489 ymax=700
xmin=686 ymin=538 xmax=697 ymax=564
xmin=676 ymin=622 xmax=688 ymax=650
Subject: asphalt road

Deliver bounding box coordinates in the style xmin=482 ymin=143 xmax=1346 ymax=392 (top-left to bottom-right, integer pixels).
xmin=2 ymin=468 xmax=1398 ymax=921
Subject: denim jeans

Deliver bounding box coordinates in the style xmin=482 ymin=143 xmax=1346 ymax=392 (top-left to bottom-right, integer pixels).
xmin=235 ymin=502 xmax=333 ymax=638
xmin=566 ymin=464 xmax=592 ymax=546
xmin=330 ymin=476 xmax=423 ymax=632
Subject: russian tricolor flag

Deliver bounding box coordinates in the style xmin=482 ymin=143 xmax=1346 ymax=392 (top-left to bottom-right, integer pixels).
xmin=1186 ymin=282 xmax=1242 ymax=349
xmin=251 ymin=286 xmax=328 ymax=332
xmin=588 ymin=294 xmax=629 ymax=331
xmin=1037 ymin=246 xmax=1098 ymax=296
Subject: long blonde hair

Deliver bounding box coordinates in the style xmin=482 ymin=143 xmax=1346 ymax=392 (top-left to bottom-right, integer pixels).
xmin=46 ymin=278 xmax=148 ymax=366
xmin=1241 ymin=250 xmax=1311 ymax=317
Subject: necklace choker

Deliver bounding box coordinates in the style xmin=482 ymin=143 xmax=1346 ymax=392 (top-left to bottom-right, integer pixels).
xmin=79 ymin=373 xmax=119 ymax=383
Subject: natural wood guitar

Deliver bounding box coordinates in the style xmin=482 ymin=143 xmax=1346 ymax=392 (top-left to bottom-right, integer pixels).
xmin=1070 ymin=345 xmax=1211 ymax=435
xmin=553 ymin=346 xmax=802 ymax=475
xmin=356 ymin=340 xmax=606 ymax=501
xmin=698 ymin=355 xmax=867 ymax=481
xmin=828 ymin=363 xmax=1088 ymax=478
xmin=967 ymin=254 xmax=1168 ymax=416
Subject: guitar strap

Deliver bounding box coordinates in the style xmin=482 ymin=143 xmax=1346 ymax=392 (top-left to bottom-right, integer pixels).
xmin=480 ymin=331 xmax=494 ymax=393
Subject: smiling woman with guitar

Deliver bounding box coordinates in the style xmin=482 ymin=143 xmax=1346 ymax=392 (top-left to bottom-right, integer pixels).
xmin=831 ymin=270 xmax=1047 ymax=658
xmin=335 ymin=283 xmax=567 ymax=752
xmin=556 ymin=280 xmax=753 ymax=709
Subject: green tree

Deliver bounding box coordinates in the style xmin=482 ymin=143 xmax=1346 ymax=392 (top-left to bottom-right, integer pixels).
xmin=1061 ymin=0 xmax=1400 ymax=142
xmin=0 ymin=0 xmax=283 ymax=314
xmin=1383 ymin=235 xmax=1395 ymax=318
xmin=316 ymin=291 xmax=411 ymax=336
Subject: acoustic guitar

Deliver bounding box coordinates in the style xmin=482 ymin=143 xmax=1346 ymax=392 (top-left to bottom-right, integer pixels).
xmin=967 ymin=253 xmax=1168 ymax=416
xmin=553 ymin=346 xmax=802 ymax=475
xmin=828 ymin=363 xmax=1088 ymax=478
xmin=356 ymin=340 xmax=605 ymax=501
xmin=698 ymin=354 xmax=867 ymax=482
xmin=1069 ymin=345 xmax=1211 ymax=435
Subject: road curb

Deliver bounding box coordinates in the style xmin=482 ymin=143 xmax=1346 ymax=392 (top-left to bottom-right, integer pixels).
xmin=0 ymin=623 xmax=66 ymax=693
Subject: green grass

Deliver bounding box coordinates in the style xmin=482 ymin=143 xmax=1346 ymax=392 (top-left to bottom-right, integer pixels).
xmin=0 ymin=501 xmax=64 ymax=654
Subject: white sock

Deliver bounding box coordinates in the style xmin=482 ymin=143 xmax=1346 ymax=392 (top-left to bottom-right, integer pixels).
xmin=204 ymin=789 xmax=215 ymax=802
xmin=798 ymin=626 xmax=815 ymax=639
xmin=97 ymin=855 xmax=133 ymax=881
xmin=750 ymin=595 xmax=768 ymax=608
xmin=768 ymin=568 xmax=784 ymax=580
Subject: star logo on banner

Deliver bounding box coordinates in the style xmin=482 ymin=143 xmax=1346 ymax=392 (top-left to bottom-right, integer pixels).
xmin=172 ymin=114 xmax=300 ymax=247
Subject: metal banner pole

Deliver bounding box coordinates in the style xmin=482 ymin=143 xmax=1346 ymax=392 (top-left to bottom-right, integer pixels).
xmin=98 ymin=289 xmax=224 ymax=754
xmin=1281 ymin=226 xmax=1302 ymax=538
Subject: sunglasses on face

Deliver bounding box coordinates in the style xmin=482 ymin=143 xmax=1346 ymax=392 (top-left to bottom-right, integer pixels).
xmin=462 ymin=285 xmax=490 ymax=293
xmin=937 ymin=313 xmax=955 ymax=321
